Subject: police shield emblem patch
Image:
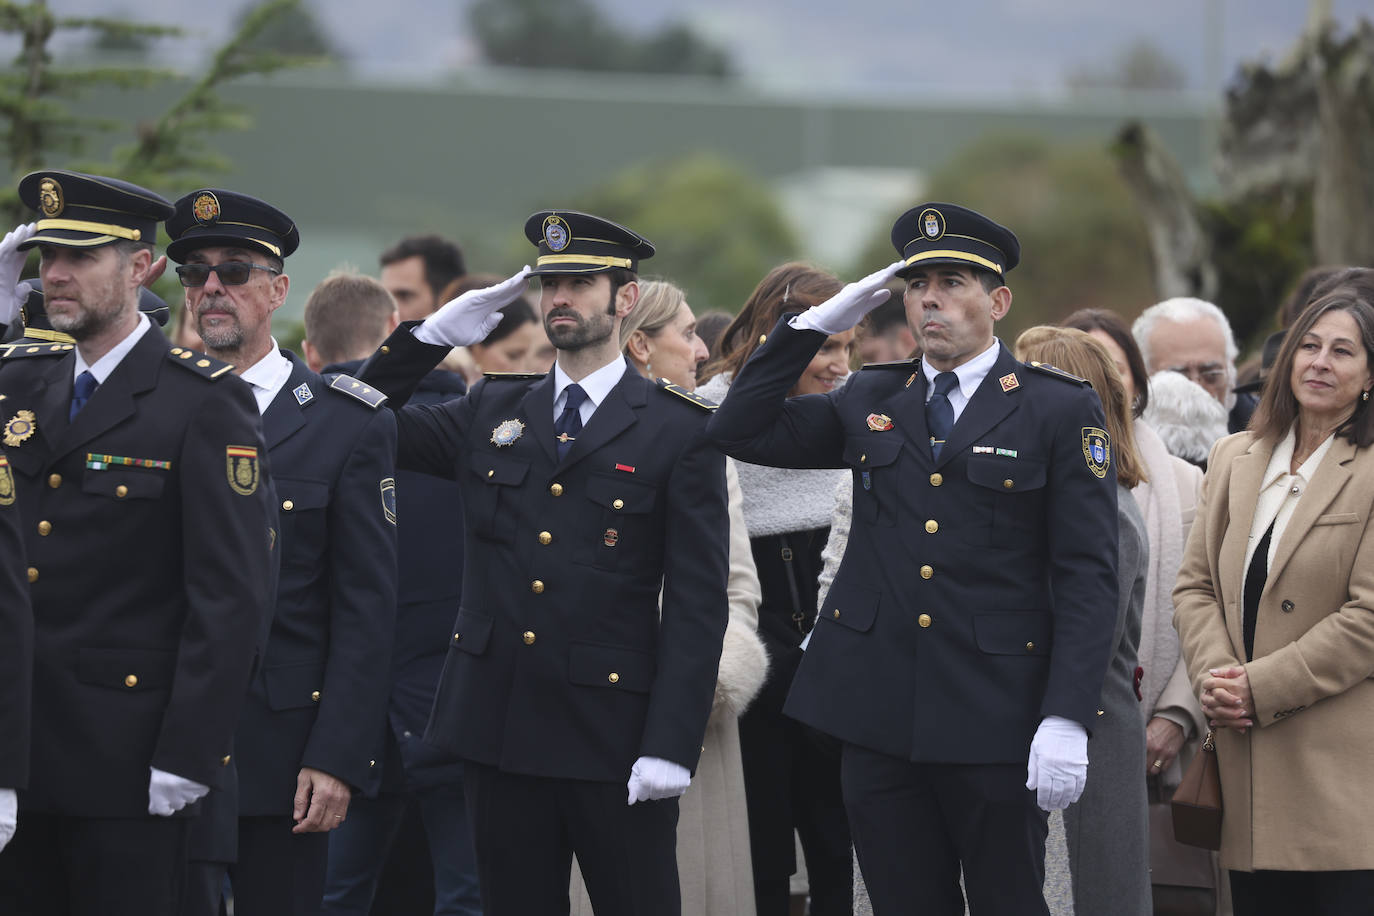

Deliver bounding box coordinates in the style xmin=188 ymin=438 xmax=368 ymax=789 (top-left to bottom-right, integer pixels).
xmin=3 ymin=410 xmax=36 ymax=447
xmin=38 ymin=177 xmax=63 ymax=217
xmin=226 ymin=445 xmax=260 ymax=495
xmin=380 ymin=477 xmax=397 ymax=526
xmin=919 ymin=207 xmax=945 ymax=240
xmin=193 ymin=191 xmax=221 ymax=225
xmin=1081 ymin=427 xmax=1111 ymax=478
xmin=0 ymin=453 xmax=14 ymax=506
xmin=543 ymin=215 xmax=571 ymax=252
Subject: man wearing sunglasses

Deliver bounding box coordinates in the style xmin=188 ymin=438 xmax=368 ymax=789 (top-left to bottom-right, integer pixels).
xmin=0 ymin=170 xmax=274 ymax=916
xmin=165 ymin=189 xmax=398 ymax=916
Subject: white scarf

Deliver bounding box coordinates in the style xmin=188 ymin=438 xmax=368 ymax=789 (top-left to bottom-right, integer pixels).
xmin=1130 ymin=419 xmax=1186 ymax=718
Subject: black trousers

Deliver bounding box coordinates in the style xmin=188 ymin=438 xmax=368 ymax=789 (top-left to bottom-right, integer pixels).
xmin=228 ymin=815 xmax=330 ymax=916
xmin=840 ymin=743 xmax=1049 ymax=916
xmin=462 ymin=760 xmax=680 ymax=916
xmin=0 ymin=812 xmax=190 ymax=916
xmin=1230 ymin=868 xmax=1374 ymax=916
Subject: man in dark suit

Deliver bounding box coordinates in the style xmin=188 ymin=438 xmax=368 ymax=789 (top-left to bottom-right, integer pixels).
xmin=0 ymin=444 xmax=32 ymax=859
xmin=0 ymin=170 xmax=274 ymax=916
xmin=301 ymin=271 xmax=480 ymax=916
xmin=708 ymin=203 xmax=1119 ymax=915
xmin=356 ymin=211 xmax=729 ymax=916
xmin=166 ymin=190 xmax=398 ymax=916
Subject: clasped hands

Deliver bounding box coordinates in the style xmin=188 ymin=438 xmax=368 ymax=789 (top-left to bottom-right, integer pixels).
xmin=1201 ymin=665 xmax=1253 ymax=733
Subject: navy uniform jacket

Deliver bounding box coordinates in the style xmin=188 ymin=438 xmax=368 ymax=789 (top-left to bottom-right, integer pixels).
xmin=234 ymin=352 xmax=398 ymax=815
xmin=0 ymin=327 xmax=274 ymax=816
xmin=707 ymin=319 xmax=1118 ymax=764
xmin=0 ymin=445 xmax=33 ymax=791
xmin=329 ymin=359 xmax=467 ymax=793
xmin=357 ymin=324 xmax=729 ymax=781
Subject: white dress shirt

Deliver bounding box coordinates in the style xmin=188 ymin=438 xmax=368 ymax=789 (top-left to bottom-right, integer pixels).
xmin=73 ymin=312 xmax=149 ymax=384
xmin=1243 ymin=425 xmax=1336 ymax=583
xmin=552 ymin=355 xmax=630 ymax=425
xmin=921 ymin=337 xmax=1000 ymax=424
xmin=237 ymin=340 xmax=293 ymax=416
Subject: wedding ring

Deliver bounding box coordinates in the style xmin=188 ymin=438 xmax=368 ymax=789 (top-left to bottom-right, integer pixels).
xmin=1151 ymin=760 xmax=1163 ymax=769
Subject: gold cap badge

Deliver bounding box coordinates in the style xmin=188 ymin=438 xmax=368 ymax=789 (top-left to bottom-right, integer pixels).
xmin=38 ymin=177 xmax=63 ymax=217
xmin=192 ymin=191 xmax=221 ymax=225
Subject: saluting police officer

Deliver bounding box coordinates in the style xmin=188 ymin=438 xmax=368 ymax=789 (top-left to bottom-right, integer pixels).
xmin=0 ymin=171 xmax=275 ymax=916
xmin=165 ymin=190 xmax=399 ymax=916
xmin=0 ymin=443 xmax=33 ymax=861
xmin=708 ymin=204 xmax=1119 ymax=915
xmin=356 ymin=211 xmax=730 ymax=916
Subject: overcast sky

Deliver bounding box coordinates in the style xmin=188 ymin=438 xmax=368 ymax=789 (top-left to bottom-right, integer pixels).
xmin=22 ymin=0 xmax=1374 ymax=96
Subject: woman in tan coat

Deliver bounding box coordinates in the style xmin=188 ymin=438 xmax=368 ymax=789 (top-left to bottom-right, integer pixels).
xmin=1173 ymin=288 xmax=1374 ymax=914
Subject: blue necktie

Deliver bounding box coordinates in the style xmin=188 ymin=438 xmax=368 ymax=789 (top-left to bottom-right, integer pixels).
xmin=926 ymin=371 xmax=958 ymax=460
xmin=69 ymin=370 xmax=98 ymax=421
xmin=555 ymin=383 xmax=587 ymax=461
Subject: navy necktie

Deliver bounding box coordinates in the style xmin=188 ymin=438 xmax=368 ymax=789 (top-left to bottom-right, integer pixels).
xmin=69 ymin=370 xmax=98 ymax=421
xmin=926 ymin=371 xmax=958 ymax=460
xmin=555 ymin=383 xmax=588 ymax=461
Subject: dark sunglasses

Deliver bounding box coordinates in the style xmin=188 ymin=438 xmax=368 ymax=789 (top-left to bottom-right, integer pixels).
xmin=175 ymin=262 xmax=281 ymax=288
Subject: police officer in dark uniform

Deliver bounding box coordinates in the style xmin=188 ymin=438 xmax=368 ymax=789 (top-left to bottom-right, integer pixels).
xmin=708 ymin=204 xmax=1119 ymax=915
xmin=0 ymin=170 xmax=275 ymax=916
xmin=356 ymin=211 xmax=730 ymax=916
xmin=165 ymin=190 xmax=399 ymax=916
xmin=0 ymin=443 xmax=32 ymax=859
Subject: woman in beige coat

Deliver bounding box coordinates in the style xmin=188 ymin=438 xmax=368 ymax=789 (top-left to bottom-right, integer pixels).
xmin=1173 ymin=288 xmax=1374 ymax=915
xmin=570 ymin=279 xmax=769 ymax=915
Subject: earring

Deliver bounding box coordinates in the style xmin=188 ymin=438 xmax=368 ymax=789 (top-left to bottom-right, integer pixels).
xmin=646 ymin=360 xmax=653 ymax=378
xmin=1364 ymin=390 xmax=1370 ymax=402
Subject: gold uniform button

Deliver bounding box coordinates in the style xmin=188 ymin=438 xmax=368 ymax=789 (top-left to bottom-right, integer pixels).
xmin=37 ymin=521 xmax=52 ymax=536
xmin=918 ymin=614 xmax=932 ymax=628
xmin=222 ymin=755 xmax=231 ymax=766
xmin=381 ymin=345 xmax=391 ymax=354
xmin=487 ymin=469 xmax=494 ymax=478
xmin=1025 ymin=642 xmax=1036 ymax=652
xmin=453 ymin=633 xmax=461 ymax=642
xmin=531 ymin=580 xmax=545 ymax=594
xmin=523 ymin=631 xmax=536 ymax=645
xmin=1097 ymin=709 xmax=1105 ymax=717
xmin=550 ymin=483 xmax=564 ymax=497
xmin=27 ymin=567 xmax=37 ymax=583
xmin=832 ymin=608 xmax=840 ymax=619
xmin=929 ymin=473 xmax=943 ymax=486
xmin=369 ymin=759 xmax=376 ymax=767
xmin=311 ymin=690 xmax=321 ymax=702
xmin=538 ymin=531 xmax=552 ymax=545
xmin=758 ymin=334 xmax=768 ymax=345
xmin=920 ymin=565 xmax=933 ymax=579
xmin=925 ymin=520 xmax=938 ymax=534
xmin=48 ymin=473 xmax=61 ymax=489
xmin=196 ymin=359 xmax=211 ymax=368
xmin=115 ymin=484 xmax=129 ymax=498
xmin=608 ymin=672 xmax=620 ymax=684
xmin=612 ymin=498 xmax=624 ymax=510
xmin=859 ymin=454 xmax=867 ymax=463
xmin=124 ymin=675 xmax=138 ymax=688
xmin=1003 ymin=479 xmax=1014 ymax=489
xmin=282 ymin=499 xmax=294 ymax=511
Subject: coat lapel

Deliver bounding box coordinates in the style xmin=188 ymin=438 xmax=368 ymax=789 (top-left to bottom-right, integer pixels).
xmin=1220 ymin=436 xmax=1271 ymax=633
xmin=56 ymin=325 xmax=162 ymax=459
xmin=1267 ymin=436 xmax=1357 ymax=585
xmin=518 ymin=375 xmax=558 ymax=465
xmin=557 ymin=367 xmax=641 ymax=471
xmin=936 ymin=345 xmax=1021 ymax=468
xmin=884 ymin=364 xmax=933 ymax=468
xmin=261 ymin=355 xmax=314 ymax=449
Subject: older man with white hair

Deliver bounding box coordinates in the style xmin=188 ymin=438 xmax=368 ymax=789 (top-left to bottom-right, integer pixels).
xmin=1132 ymin=297 xmax=1258 ymax=433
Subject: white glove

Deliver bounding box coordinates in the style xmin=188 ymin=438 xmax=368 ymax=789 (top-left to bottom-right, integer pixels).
xmin=1025 ymin=715 xmax=1089 ymax=811
xmin=789 ymin=260 xmax=905 ymax=336
xmin=148 ymin=767 xmax=209 ymax=816
xmin=0 ymin=223 xmax=36 ymax=329
xmin=626 ymin=756 xmax=690 ymax=805
xmin=413 ymin=265 xmax=532 ymax=348
xmin=0 ymin=788 xmax=15 ymax=852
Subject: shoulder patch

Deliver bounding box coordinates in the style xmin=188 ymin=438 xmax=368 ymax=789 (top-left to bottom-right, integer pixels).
xmin=1026 ymin=361 xmax=1090 ymax=386
xmin=325 ymin=373 xmax=387 ymax=408
xmin=2 ymin=341 xmax=75 ymax=360
xmin=860 ymin=358 xmax=920 ymax=371
xmin=483 ymin=371 xmax=545 ymax=381
xmin=655 ymin=377 xmax=716 ymax=411
xmin=168 ymin=346 xmax=235 ymax=379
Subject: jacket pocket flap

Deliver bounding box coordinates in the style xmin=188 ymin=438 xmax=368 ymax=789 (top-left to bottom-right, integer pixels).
xmin=263 ymin=662 xmax=326 ymax=711
xmin=842 ymin=436 xmax=903 ymax=468
xmin=469 ymin=452 xmax=529 ymax=487
xmin=1314 ymin=512 xmax=1360 ymax=526
xmin=450 ymin=607 xmax=493 ymax=656
xmin=967 ymin=455 xmax=1047 ymax=493
xmin=275 ymin=477 xmax=330 ymax=510
xmin=974 ymin=612 xmax=1052 ymax=656
xmin=81 ymin=467 xmax=166 ymax=500
xmin=569 ymin=642 xmax=654 ymax=692
xmin=820 ymin=583 xmax=880 ymax=633
xmin=585 ymin=474 xmax=656 ymax=514
xmin=76 ymin=646 xmax=175 ymax=690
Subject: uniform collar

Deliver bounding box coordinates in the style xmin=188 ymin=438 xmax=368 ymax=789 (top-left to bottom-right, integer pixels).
xmin=74 ymin=312 xmax=149 ymax=384
xmin=921 ymin=336 xmax=1000 ymax=400
xmin=553 ymin=353 xmax=629 ymax=411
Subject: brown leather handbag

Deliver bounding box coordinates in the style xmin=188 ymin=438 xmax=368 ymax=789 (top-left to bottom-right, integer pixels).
xmin=1171 ymin=730 xmax=1222 ymax=850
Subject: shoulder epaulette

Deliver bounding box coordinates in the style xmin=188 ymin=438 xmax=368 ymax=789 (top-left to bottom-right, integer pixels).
xmin=860 ymin=358 xmax=920 ymax=371
xmin=1 ymin=341 xmax=75 ymax=360
xmin=1026 ymin=360 xmax=1090 ymax=386
xmin=483 ymin=371 xmax=545 ymax=381
xmin=168 ymin=346 xmax=235 ymax=379
xmin=655 ymin=377 xmax=716 ymax=411
xmin=325 ymin=373 xmax=387 ymax=408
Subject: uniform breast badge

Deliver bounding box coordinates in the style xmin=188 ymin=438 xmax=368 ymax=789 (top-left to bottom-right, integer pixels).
xmin=226 ymin=445 xmax=260 ymax=495
xmin=999 ymin=372 xmax=1020 ymax=392
xmin=866 ymin=413 xmax=894 ymax=431
xmin=293 ymin=382 xmax=313 ymax=405
xmin=1081 ymin=427 xmax=1111 ymax=478
xmin=603 ymin=528 xmax=619 ymax=547
xmin=490 ymin=418 xmax=525 ymax=447
xmin=3 ymin=409 xmax=36 ymax=447
xmin=0 ymin=453 xmax=15 ymax=506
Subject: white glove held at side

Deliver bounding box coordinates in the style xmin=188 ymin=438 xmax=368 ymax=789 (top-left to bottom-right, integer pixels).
xmin=626 ymin=756 xmax=690 ymax=805
xmin=0 ymin=788 xmax=16 ymax=852
xmin=148 ymin=767 xmax=209 ymax=816
xmin=1026 ymin=715 xmax=1089 ymax=811
xmin=0 ymin=223 xmax=36 ymax=329
xmin=413 ymin=265 xmax=532 ymax=348
xmin=789 ymin=260 xmax=905 ymax=337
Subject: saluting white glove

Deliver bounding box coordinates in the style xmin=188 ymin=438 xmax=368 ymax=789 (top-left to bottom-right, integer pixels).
xmin=789 ymin=260 xmax=905 ymax=337
xmin=148 ymin=767 xmax=209 ymax=816
xmin=627 ymin=756 xmax=690 ymax=805
xmin=413 ymin=265 xmax=532 ymax=348
xmin=0 ymin=788 xmax=16 ymax=852
xmin=0 ymin=223 xmax=36 ymax=329
xmin=1025 ymin=715 xmax=1089 ymax=811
